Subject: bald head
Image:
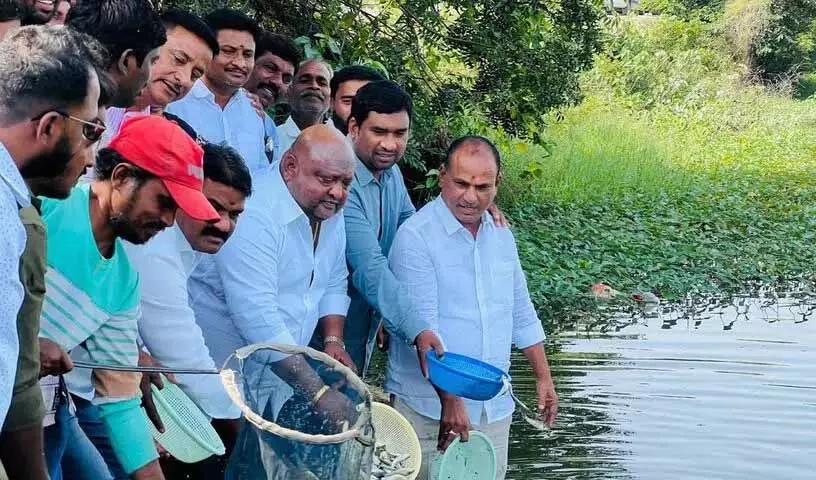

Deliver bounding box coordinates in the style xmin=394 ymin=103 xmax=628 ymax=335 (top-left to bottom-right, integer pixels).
xmin=282 ymin=124 xmax=355 ymax=222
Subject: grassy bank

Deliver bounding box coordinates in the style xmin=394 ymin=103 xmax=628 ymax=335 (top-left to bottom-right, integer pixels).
xmin=497 ymin=14 xmax=816 ymax=331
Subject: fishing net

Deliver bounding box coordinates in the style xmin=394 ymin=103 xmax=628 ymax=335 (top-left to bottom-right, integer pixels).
xmin=219 ymin=343 xmax=375 ymax=480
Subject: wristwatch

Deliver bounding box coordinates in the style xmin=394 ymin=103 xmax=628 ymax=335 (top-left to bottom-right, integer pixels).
xmin=323 ymin=336 xmax=346 ymax=350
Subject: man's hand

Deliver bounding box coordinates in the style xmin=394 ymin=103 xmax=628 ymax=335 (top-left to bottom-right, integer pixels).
xmin=244 ymin=90 xmax=265 ymax=119
xmin=486 ymin=203 xmax=510 ymax=228
xmin=376 ymin=323 xmax=390 ymax=352
xmin=536 ymin=377 xmax=559 ymax=428
xmin=437 ymin=392 xmax=470 ymax=452
xmin=39 ymin=338 xmax=73 ymax=377
xmin=139 ymin=350 xmax=174 ymax=433
xmin=324 ymin=342 xmax=357 ymax=374
xmin=415 ymin=330 xmax=445 ymax=379
xmin=314 ymin=388 xmax=359 ymax=431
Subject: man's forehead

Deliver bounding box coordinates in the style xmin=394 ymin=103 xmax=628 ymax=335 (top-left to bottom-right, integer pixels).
xmin=217 ymin=29 xmax=255 ymax=48
xmin=297 ymin=62 xmax=331 ymax=79
xmin=258 ymin=52 xmax=295 ymax=72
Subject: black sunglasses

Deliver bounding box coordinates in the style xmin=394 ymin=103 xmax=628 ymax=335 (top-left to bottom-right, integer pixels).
xmin=31 ymin=110 xmax=107 ymax=143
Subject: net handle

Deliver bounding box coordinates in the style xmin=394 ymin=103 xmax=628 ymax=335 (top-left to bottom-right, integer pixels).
xmin=219 ymin=343 xmax=373 ymax=446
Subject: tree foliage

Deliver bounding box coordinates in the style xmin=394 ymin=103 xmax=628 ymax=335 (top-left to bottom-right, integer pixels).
xmin=161 ymin=0 xmax=603 ymax=191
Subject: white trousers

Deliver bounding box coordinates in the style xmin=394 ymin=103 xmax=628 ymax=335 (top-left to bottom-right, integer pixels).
xmin=391 ymin=396 xmax=511 ymax=480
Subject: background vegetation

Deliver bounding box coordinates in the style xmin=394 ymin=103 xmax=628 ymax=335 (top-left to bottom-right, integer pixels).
xmin=164 ymin=0 xmax=816 ymax=332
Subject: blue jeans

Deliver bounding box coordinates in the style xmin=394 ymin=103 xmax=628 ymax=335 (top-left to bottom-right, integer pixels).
xmin=72 ymin=395 xmax=129 ymax=480
xmin=43 ymin=393 xmax=113 ymax=480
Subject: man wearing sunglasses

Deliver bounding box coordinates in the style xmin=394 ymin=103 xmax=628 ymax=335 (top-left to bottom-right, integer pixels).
xmin=0 ymin=25 xmax=110 ymax=479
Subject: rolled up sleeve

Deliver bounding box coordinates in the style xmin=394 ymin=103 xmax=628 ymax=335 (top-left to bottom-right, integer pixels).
xmin=216 ymin=210 xmax=297 ymax=347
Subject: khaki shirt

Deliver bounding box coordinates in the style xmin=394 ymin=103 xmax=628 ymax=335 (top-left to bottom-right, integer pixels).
xmin=2 ymin=199 xmax=46 ymax=431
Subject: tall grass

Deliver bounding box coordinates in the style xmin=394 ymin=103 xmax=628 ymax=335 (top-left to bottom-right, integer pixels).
xmin=495 ymin=13 xmax=816 ymax=330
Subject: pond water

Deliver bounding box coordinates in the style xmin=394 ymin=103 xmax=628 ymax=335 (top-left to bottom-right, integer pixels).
xmin=506 ymin=294 xmax=816 ymax=479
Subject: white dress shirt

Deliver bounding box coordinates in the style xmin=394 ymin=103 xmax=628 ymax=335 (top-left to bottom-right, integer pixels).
xmin=188 ymin=167 xmax=351 ymax=367
xmin=273 ymin=115 xmax=301 ymax=165
xmin=384 ymin=196 xmax=546 ymax=426
xmin=0 ymin=141 xmax=30 ymax=426
xmin=124 ymin=225 xmax=240 ymax=419
xmin=166 ymin=81 xmax=270 ymax=174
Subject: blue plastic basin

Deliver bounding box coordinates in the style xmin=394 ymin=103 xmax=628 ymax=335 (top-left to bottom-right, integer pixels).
xmin=425 ymin=351 xmax=507 ymax=401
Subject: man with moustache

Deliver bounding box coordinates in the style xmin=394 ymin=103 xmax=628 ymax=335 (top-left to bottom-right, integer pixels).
xmin=167 ymin=9 xmax=271 ymax=175
xmin=275 ymin=59 xmax=333 ymax=164
xmin=0 ymin=25 xmax=109 ymax=479
xmin=329 ymin=65 xmax=384 ymax=135
xmin=245 ymin=31 xmax=301 ymax=111
xmin=386 ymin=137 xmax=558 ymax=479
xmin=19 ymin=0 xmax=54 ymax=24
xmin=66 ymin=0 xmax=166 ymax=110
xmin=95 ymin=9 xmax=219 ymax=147
xmin=190 ymin=125 xmax=357 ymax=371
xmin=124 ymin=143 xmax=251 ymax=479
xmin=188 ymin=125 xmax=357 ymax=477
xmin=39 ymin=116 xmax=219 ymax=480
xmin=243 ymin=30 xmax=300 ymax=163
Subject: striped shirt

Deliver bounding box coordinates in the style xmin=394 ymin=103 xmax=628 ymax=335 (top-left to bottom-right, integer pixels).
xmin=39 ymin=184 xmax=141 ymax=407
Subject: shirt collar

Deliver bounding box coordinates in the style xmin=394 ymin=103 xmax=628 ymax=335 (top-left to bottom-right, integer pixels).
xmin=172 ymin=223 xmax=201 ymax=275
xmin=353 ymin=155 xmax=394 ymax=187
xmin=0 ymin=142 xmax=31 ymax=208
xmin=269 ymin=166 xmax=305 ymax=225
xmin=432 ymin=195 xmax=492 ymax=237
xmin=190 ymin=79 xmax=214 ymax=100
xmin=282 ymin=116 xmax=301 ymax=139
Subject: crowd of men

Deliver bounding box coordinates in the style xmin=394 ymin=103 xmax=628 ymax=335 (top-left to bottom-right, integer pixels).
xmin=0 ymin=1 xmax=559 ymax=479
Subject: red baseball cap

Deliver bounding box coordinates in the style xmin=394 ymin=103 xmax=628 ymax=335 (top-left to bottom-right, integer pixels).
xmin=108 ymin=115 xmax=219 ymax=222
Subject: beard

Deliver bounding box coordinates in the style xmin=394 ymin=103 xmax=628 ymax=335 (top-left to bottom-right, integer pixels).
xmin=20 ymin=135 xmax=73 ymax=180
xmin=109 ymin=187 xmax=167 ymax=244
xmin=21 ymin=1 xmax=55 ymax=25
xmin=332 ymin=112 xmax=349 ymax=135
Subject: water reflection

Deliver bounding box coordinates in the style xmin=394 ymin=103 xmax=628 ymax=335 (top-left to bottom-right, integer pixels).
xmin=507 ymin=291 xmax=816 ymax=479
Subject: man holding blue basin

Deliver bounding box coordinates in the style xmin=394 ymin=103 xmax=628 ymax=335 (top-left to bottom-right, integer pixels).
xmin=385 ymin=136 xmax=559 ymax=479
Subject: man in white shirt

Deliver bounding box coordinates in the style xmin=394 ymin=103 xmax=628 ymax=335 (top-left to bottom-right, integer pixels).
xmin=386 ymin=136 xmax=559 ymax=479
xmin=275 ymin=59 xmax=333 ymax=164
xmin=190 ymin=124 xmax=355 ymax=369
xmin=124 ymin=143 xmax=251 ymax=477
xmin=166 ymin=9 xmax=271 ymax=174
xmin=94 ymin=9 xmax=219 ymax=148
xmin=243 ymin=31 xmax=300 ymax=163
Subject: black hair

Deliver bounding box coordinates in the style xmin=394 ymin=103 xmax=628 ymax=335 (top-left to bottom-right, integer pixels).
xmin=0 ymin=0 xmax=20 ymax=22
xmin=255 ymin=30 xmax=301 ymax=66
xmin=202 ymin=143 xmax=253 ymax=198
xmin=97 ymin=69 xmax=118 ymax=107
xmin=349 ymin=80 xmax=413 ymax=127
xmin=330 ymin=65 xmax=385 ymax=99
xmin=204 ymin=8 xmax=260 ymax=42
xmin=66 ymin=0 xmax=167 ymax=68
xmin=444 ymin=136 xmax=502 ymax=174
xmin=94 ymin=147 xmax=155 ymax=184
xmin=161 ymin=8 xmax=219 ymax=56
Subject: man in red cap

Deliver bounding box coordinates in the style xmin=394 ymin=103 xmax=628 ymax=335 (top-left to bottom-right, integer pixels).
xmin=38 ymin=115 xmax=217 ymax=480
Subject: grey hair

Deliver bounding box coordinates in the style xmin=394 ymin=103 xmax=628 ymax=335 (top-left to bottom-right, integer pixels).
xmin=0 ymin=25 xmax=110 ymax=125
